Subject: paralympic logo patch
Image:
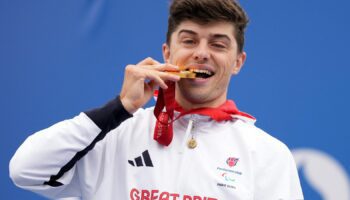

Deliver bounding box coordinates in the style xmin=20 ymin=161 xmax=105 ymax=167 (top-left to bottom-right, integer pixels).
xmin=226 ymin=157 xmax=239 ymax=168
xmin=222 ymin=173 xmax=235 ymax=182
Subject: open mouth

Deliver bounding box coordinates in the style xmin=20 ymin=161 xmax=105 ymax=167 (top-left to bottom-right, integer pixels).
xmin=167 ymin=67 xmax=215 ymax=79
xmin=188 ymin=69 xmax=215 ymax=79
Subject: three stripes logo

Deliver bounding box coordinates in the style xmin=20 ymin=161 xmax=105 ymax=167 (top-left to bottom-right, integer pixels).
xmin=128 ymin=150 xmax=154 ymax=167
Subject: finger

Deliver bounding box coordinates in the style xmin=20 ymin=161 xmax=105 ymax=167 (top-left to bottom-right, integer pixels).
xmin=137 ymin=57 xmax=161 ymax=65
xmin=142 ymin=63 xmax=179 ymax=72
xmin=144 ymin=72 xmax=169 ymax=89
xmin=143 ymin=69 xmax=181 ymax=82
xmin=158 ymin=71 xmax=181 ymax=82
xmin=156 ymin=63 xmax=179 ymax=71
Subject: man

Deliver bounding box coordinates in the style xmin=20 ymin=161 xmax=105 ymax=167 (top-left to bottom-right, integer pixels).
xmin=10 ymin=0 xmax=304 ymax=199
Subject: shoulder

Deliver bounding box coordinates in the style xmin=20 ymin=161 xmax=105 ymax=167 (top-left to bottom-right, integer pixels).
xmin=133 ymin=106 xmax=155 ymax=118
xmin=113 ymin=106 xmax=156 ymax=132
xmin=231 ymin=117 xmax=293 ymax=159
xmin=128 ymin=106 xmax=156 ymax=124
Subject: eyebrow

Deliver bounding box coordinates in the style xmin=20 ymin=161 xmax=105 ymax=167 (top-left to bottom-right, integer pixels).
xmin=178 ymin=29 xmax=197 ymax=36
xmin=178 ymin=29 xmax=231 ymax=42
xmin=210 ymin=34 xmax=232 ymax=43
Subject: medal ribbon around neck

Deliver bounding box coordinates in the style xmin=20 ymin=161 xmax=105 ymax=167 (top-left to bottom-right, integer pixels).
xmin=153 ymin=81 xmax=255 ymax=146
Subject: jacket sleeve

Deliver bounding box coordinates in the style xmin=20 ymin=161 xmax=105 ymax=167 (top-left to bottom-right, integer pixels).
xmin=9 ymin=96 xmax=132 ymax=199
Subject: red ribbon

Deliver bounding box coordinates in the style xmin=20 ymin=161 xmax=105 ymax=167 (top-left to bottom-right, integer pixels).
xmin=153 ymin=81 xmax=176 ymax=146
xmin=153 ymin=82 xmax=254 ymax=146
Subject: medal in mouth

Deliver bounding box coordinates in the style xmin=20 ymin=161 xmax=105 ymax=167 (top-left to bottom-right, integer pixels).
xmin=167 ymin=69 xmax=215 ymax=79
xmin=190 ymin=69 xmax=214 ymax=78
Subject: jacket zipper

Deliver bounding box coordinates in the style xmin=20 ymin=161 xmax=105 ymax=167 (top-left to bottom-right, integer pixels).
xmin=176 ymin=115 xmax=195 ymax=191
xmin=179 ymin=115 xmax=195 ymax=154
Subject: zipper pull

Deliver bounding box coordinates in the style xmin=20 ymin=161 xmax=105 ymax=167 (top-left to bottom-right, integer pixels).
xmin=179 ymin=116 xmax=195 ymax=154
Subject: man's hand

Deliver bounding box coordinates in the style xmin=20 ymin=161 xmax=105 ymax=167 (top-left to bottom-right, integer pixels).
xmin=120 ymin=57 xmax=180 ymax=114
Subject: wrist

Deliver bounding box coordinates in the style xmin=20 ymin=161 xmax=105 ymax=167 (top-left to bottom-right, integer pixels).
xmin=120 ymin=98 xmax=137 ymax=114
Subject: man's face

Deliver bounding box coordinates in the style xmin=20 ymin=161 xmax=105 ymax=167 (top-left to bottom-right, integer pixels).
xmin=163 ymin=20 xmax=246 ymax=109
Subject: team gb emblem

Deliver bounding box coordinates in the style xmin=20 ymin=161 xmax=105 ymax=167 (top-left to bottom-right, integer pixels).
xmin=226 ymin=157 xmax=239 ymax=167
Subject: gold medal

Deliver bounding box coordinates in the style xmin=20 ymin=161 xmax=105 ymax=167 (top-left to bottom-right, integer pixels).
xmin=187 ymin=138 xmax=197 ymax=149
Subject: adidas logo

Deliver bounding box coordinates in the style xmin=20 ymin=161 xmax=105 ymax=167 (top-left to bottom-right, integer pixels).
xmin=128 ymin=150 xmax=154 ymax=167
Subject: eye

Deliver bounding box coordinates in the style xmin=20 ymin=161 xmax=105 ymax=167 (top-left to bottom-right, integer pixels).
xmin=179 ymin=36 xmax=197 ymax=46
xmin=182 ymin=39 xmax=196 ymax=45
xmin=211 ymin=42 xmax=227 ymax=49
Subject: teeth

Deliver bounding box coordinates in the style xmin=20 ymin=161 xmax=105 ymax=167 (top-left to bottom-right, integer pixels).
xmin=189 ymin=69 xmax=213 ymax=75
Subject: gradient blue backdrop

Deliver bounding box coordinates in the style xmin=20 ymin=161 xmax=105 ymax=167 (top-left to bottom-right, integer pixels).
xmin=1 ymin=0 xmax=349 ymax=199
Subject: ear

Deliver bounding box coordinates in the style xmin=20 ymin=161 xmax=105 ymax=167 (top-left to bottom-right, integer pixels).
xmin=232 ymin=51 xmax=247 ymax=75
xmin=162 ymin=43 xmax=170 ymax=63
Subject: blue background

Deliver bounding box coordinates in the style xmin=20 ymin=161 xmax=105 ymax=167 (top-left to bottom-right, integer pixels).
xmin=1 ymin=0 xmax=349 ymax=199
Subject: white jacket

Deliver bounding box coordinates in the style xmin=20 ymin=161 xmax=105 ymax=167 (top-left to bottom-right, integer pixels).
xmin=10 ymin=97 xmax=303 ymax=200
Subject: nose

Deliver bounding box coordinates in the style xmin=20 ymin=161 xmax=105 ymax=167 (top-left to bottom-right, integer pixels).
xmin=193 ymin=41 xmax=210 ymax=62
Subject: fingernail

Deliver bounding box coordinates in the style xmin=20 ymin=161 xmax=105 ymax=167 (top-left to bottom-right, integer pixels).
xmin=168 ymin=63 xmax=179 ymax=68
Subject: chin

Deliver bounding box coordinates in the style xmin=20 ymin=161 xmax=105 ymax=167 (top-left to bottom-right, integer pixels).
xmin=183 ymin=93 xmax=214 ymax=105
xmin=177 ymin=85 xmax=221 ymax=106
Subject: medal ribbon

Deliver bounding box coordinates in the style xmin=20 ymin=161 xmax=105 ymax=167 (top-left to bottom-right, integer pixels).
xmin=153 ymin=82 xmax=254 ymax=146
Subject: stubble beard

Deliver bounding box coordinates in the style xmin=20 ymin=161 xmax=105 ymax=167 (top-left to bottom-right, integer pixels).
xmin=175 ymin=81 xmax=227 ymax=109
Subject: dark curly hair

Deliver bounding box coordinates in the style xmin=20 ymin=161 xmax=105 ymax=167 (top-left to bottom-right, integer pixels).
xmin=166 ymin=0 xmax=249 ymax=53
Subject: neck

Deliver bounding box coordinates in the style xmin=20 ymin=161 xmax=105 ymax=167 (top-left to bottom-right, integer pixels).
xmin=175 ymin=95 xmax=227 ymax=111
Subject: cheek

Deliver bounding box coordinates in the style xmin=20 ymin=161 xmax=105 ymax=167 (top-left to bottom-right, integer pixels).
xmin=213 ymin=57 xmax=235 ymax=87
xmin=217 ymin=56 xmax=236 ymax=74
xmin=169 ymin=48 xmax=193 ymax=65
